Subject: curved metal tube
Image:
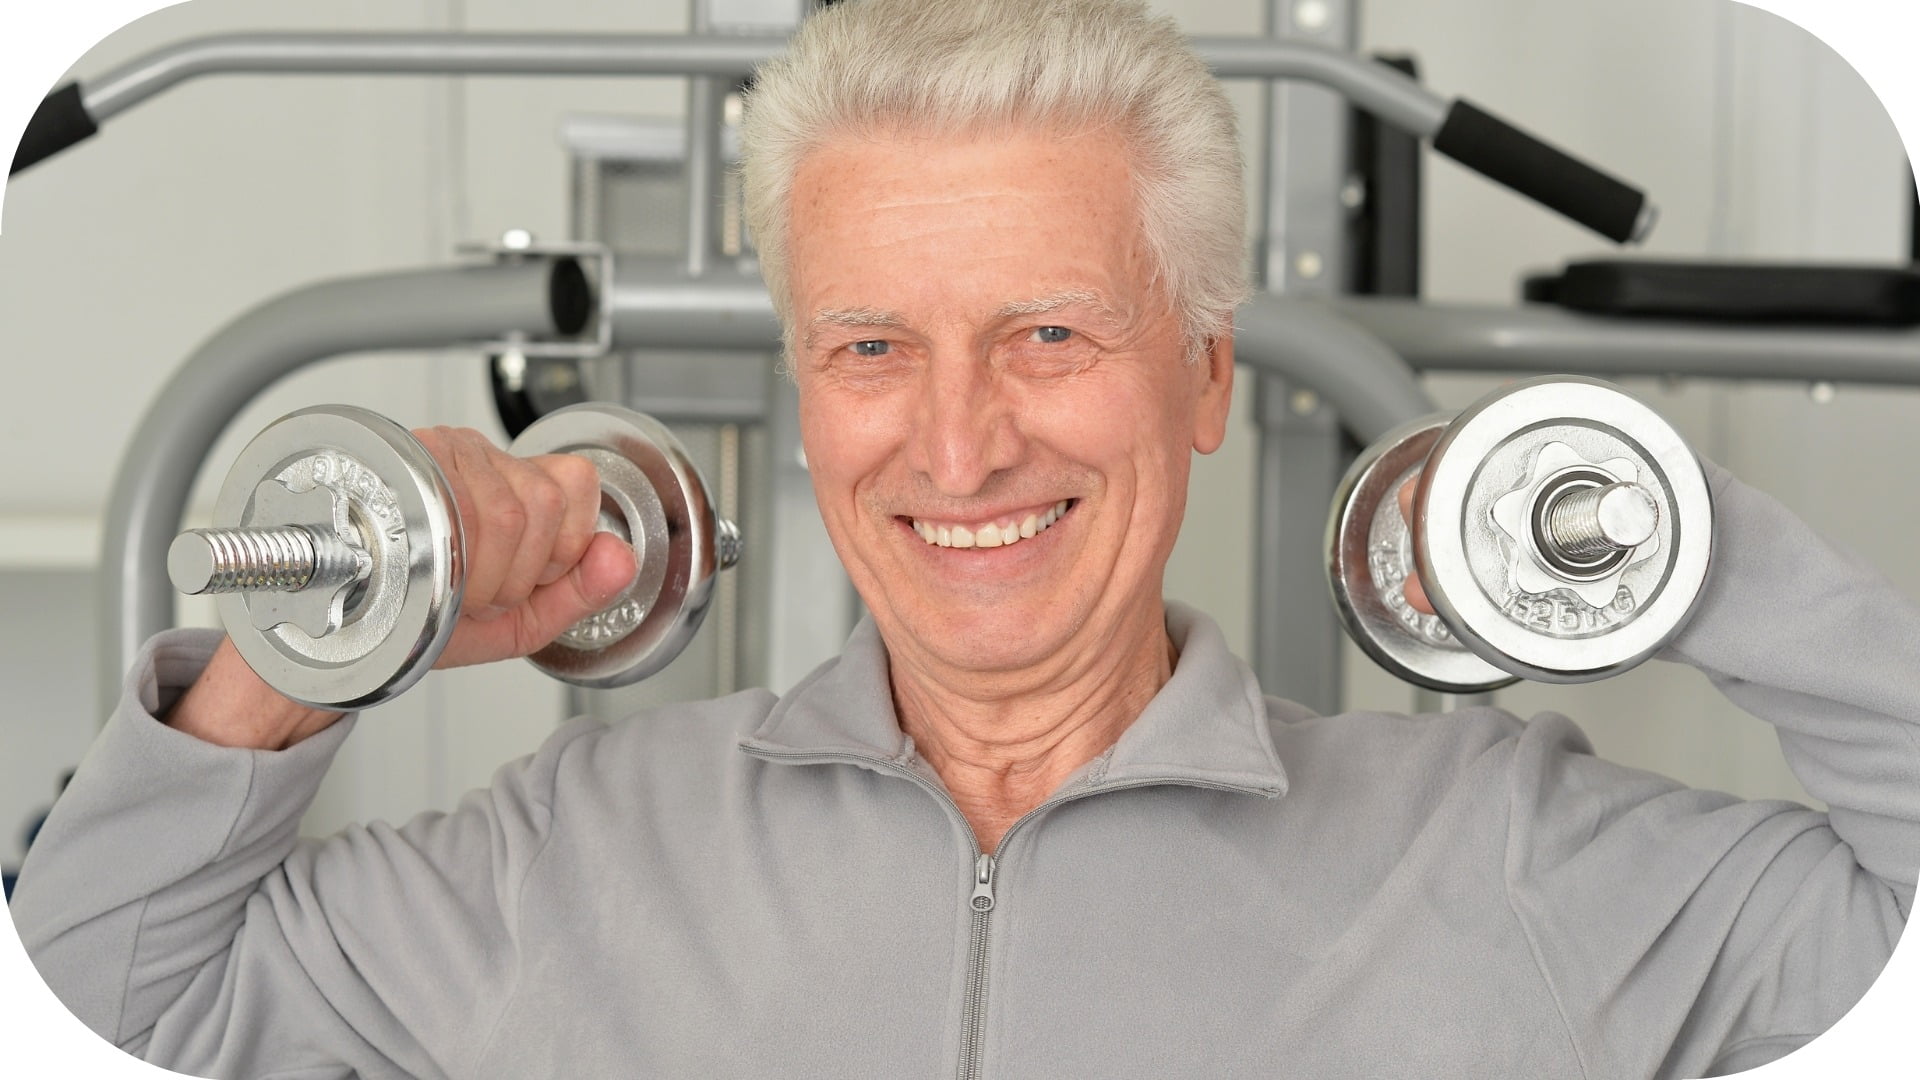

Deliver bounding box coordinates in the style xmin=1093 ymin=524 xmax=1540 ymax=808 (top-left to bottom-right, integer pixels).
xmin=1233 ymin=298 xmax=1437 ymax=443
xmin=98 ymin=261 xmax=564 ymax=712
xmin=84 ymin=33 xmax=788 ymax=121
xmin=80 ymin=32 xmax=1446 ymax=135
xmin=1193 ymin=36 xmax=1448 ymax=135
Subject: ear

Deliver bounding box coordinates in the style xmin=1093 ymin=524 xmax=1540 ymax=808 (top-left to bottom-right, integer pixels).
xmin=1190 ymin=329 xmax=1235 ymax=455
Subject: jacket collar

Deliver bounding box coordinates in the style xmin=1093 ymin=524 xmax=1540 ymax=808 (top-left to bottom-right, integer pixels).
xmin=740 ymin=602 xmax=1287 ymax=799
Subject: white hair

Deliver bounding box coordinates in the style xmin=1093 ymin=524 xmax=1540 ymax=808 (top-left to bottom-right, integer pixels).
xmin=738 ymin=0 xmax=1249 ymax=355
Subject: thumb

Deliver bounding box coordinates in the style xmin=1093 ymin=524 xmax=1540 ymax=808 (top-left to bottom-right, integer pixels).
xmin=524 ymin=533 xmax=639 ymax=640
xmin=435 ymin=536 xmax=638 ymax=669
xmin=577 ymin=532 xmax=640 ymax=607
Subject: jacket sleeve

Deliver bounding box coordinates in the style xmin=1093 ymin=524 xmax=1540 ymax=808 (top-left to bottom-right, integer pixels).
xmin=1501 ymin=465 xmax=1917 ymax=1079
xmin=9 ymin=629 xmax=586 ymax=1079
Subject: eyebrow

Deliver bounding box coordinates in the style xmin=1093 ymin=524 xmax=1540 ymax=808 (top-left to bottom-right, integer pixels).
xmin=995 ymin=289 xmax=1129 ymax=325
xmin=804 ymin=307 xmax=907 ymax=350
xmin=802 ymin=290 xmax=1129 ymax=349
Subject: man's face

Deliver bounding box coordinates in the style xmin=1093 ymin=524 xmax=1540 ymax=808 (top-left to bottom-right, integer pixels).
xmin=786 ymin=125 xmax=1233 ymax=681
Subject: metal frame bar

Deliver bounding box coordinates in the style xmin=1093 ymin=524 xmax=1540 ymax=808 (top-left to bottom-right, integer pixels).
xmin=679 ymin=4 xmax=731 ymax=281
xmin=605 ymin=262 xmax=781 ymax=347
xmin=1249 ymin=0 xmax=1362 ymax=716
xmin=681 ymin=78 xmax=726 ymax=278
xmin=84 ymin=34 xmax=784 ymax=120
xmin=79 ymin=32 xmax=1449 ymax=137
xmin=600 ymin=272 xmax=1920 ymax=422
xmin=1331 ymin=298 xmax=1920 ymax=384
xmin=98 ymin=261 xmax=562 ymax=712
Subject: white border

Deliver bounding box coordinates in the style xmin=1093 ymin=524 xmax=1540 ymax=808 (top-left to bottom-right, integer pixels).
xmin=2 ymin=1 xmax=199 ymax=1071
xmin=1 ymin=1 xmax=1916 ymax=1077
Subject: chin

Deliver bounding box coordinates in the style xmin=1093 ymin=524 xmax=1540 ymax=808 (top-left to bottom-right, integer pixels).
xmin=885 ymin=596 xmax=1078 ymax=675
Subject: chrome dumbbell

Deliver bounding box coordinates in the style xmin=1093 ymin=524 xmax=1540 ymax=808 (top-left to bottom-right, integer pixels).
xmin=1327 ymin=376 xmax=1714 ymax=692
xmin=169 ymin=403 xmax=740 ymax=710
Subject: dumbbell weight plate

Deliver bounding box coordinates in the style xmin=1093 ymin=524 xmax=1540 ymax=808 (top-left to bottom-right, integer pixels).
xmin=1327 ymin=414 xmax=1520 ymax=694
xmin=1414 ymin=376 xmax=1713 ymax=683
xmin=509 ymin=403 xmax=724 ymax=688
xmin=214 ymin=406 xmax=465 ymax=710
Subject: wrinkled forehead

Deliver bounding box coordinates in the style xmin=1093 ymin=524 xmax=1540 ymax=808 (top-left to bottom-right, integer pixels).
xmin=782 ymin=123 xmax=1157 ymax=330
xmin=790 ymin=116 xmax=1143 ymax=223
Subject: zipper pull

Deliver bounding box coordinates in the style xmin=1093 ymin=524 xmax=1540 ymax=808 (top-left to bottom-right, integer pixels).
xmin=970 ymin=853 xmax=996 ymax=913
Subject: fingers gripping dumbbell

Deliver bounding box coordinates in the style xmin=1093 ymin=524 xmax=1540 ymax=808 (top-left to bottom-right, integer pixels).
xmin=1327 ymin=376 xmax=1713 ymax=692
xmin=168 ymin=403 xmax=741 ymax=710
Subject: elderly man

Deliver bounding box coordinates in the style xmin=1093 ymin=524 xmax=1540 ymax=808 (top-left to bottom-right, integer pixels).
xmin=12 ymin=0 xmax=1917 ymax=1077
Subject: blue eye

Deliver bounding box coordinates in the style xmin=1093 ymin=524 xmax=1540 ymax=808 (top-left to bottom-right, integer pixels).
xmin=850 ymin=340 xmax=891 ymax=357
xmin=1030 ymin=326 xmax=1072 ymax=344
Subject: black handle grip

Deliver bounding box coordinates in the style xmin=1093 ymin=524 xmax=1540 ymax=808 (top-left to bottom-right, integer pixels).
xmin=10 ymin=83 xmax=99 ymax=175
xmin=1432 ymin=98 xmax=1650 ymax=245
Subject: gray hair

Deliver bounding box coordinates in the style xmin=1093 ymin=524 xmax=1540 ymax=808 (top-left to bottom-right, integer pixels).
xmin=738 ymin=0 xmax=1249 ymax=354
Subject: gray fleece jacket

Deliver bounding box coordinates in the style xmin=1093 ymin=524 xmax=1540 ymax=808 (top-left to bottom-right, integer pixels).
xmin=9 ymin=468 xmax=1917 ymax=1080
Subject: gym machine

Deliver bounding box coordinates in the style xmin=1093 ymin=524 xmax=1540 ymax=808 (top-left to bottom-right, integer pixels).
xmin=8 ymin=25 xmax=1661 ymax=247
xmin=37 ymin=5 xmax=1665 ymax=715
xmin=17 ymin=6 xmax=1916 ymax=720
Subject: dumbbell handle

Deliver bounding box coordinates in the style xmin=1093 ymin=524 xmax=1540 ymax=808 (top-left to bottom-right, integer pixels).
xmin=170 ymin=483 xmax=740 ymax=599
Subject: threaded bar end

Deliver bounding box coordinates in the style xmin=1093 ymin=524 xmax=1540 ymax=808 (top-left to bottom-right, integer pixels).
xmin=171 ymin=527 xmax=319 ymax=594
xmin=1547 ymin=482 xmax=1658 ymax=560
xmin=715 ymin=518 xmax=742 ymax=570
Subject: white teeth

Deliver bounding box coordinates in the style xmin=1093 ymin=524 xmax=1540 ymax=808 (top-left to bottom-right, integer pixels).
xmin=913 ymin=500 xmax=1072 ymax=550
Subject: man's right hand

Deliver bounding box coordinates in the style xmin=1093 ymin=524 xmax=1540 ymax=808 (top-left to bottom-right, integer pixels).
xmin=165 ymin=426 xmax=637 ymax=751
xmin=413 ymin=426 xmax=637 ymax=671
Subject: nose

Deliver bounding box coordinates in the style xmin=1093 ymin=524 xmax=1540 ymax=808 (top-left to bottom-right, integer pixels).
xmin=905 ymin=351 xmax=1023 ymax=497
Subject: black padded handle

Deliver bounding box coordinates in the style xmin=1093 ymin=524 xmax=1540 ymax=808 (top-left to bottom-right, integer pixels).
xmin=10 ymin=83 xmax=99 ymax=175
xmin=1433 ymin=98 xmax=1649 ymax=245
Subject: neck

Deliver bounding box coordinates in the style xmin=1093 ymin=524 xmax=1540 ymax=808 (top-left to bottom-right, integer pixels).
xmin=889 ymin=606 xmax=1176 ymax=853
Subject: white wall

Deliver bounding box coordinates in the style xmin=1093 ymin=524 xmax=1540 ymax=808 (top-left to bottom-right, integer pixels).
xmin=0 ymin=0 xmax=1911 ymax=865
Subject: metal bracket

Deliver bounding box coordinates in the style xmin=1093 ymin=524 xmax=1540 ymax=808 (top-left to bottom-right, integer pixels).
xmin=457 ymin=232 xmax=615 ymax=359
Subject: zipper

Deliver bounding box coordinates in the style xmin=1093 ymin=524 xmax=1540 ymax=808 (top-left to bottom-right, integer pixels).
xmin=739 ymin=743 xmax=1266 ymax=1080
xmin=958 ymin=853 xmax=996 ymax=1080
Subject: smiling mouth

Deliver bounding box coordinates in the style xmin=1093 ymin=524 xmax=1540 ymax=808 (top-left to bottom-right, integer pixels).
xmin=909 ymin=500 xmax=1074 ymax=550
